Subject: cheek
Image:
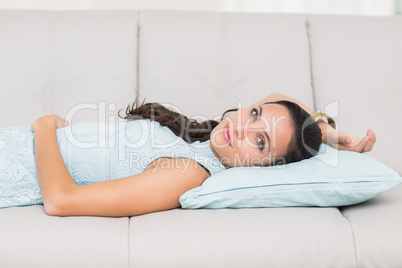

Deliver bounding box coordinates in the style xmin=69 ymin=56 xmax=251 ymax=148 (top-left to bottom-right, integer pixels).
xmin=236 ymin=140 xmax=258 ymax=159
xmin=235 ymin=136 xmax=271 ymax=166
xmin=228 ymin=143 xmax=260 ymax=167
xmin=236 ymin=132 xmax=259 ymax=151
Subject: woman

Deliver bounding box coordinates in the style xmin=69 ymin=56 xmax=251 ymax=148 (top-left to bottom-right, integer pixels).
xmin=18 ymin=94 xmax=376 ymax=216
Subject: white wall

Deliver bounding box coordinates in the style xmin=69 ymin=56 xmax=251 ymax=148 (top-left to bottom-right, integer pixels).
xmin=0 ymin=0 xmax=398 ymax=15
xmin=225 ymin=0 xmax=395 ymax=15
xmin=0 ymin=0 xmax=225 ymax=11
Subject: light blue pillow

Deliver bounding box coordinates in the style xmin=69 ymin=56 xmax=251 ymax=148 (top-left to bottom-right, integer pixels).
xmin=179 ymin=144 xmax=402 ymax=208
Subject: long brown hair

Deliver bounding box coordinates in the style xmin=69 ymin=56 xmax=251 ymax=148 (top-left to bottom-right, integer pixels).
xmin=119 ymin=98 xmax=237 ymax=143
xmin=263 ymin=101 xmax=322 ymax=165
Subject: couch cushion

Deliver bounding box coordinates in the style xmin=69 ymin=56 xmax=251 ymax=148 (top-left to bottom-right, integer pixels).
xmin=0 ymin=10 xmax=138 ymax=127
xmin=138 ymin=11 xmax=314 ymax=120
xmin=0 ymin=205 xmax=129 ymax=268
xmin=129 ymin=207 xmax=355 ymax=268
xmin=340 ymin=184 xmax=402 ymax=268
xmin=308 ymin=15 xmax=402 ymax=175
xmin=0 ymin=11 xmax=54 ymax=127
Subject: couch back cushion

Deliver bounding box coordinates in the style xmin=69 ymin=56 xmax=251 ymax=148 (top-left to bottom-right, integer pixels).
xmin=138 ymin=11 xmax=314 ymax=120
xmin=0 ymin=10 xmax=138 ymax=127
xmin=308 ymin=15 xmax=402 ymax=174
xmin=1 ymin=10 xmax=399 ymax=174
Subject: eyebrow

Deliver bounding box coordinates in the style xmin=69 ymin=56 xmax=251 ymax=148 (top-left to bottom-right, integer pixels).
xmin=259 ymin=105 xmax=271 ymax=153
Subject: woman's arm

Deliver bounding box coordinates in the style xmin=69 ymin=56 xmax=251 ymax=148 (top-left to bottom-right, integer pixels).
xmin=253 ymin=93 xmax=376 ymax=152
xmin=32 ymin=115 xmax=75 ymax=213
xmin=32 ymin=115 xmax=210 ymax=217
xmin=55 ymin=157 xmax=209 ymax=217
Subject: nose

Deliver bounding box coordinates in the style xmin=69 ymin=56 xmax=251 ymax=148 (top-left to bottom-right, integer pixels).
xmin=234 ymin=123 xmax=264 ymax=140
xmin=234 ymin=124 xmax=246 ymax=140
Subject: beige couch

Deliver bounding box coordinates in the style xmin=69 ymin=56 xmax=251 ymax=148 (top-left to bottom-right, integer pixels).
xmin=0 ymin=9 xmax=401 ymax=268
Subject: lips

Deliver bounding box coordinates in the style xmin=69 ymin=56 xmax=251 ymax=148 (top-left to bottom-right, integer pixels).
xmin=223 ymin=124 xmax=232 ymax=147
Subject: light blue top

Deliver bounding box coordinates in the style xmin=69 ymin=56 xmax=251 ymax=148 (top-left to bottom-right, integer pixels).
xmin=0 ymin=119 xmax=226 ymax=208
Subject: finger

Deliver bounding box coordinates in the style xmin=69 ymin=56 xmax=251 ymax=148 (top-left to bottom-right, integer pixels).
xmin=362 ymin=129 xmax=376 ymax=152
xmin=355 ymin=136 xmax=369 ymax=153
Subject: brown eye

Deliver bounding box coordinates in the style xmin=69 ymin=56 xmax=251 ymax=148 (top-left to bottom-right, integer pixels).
xmin=251 ymin=108 xmax=258 ymax=120
xmin=257 ymin=136 xmax=265 ymax=151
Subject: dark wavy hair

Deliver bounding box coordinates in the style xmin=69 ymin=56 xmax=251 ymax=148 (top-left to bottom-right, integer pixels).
xmin=263 ymin=100 xmax=322 ymax=165
xmin=119 ymin=98 xmax=322 ymax=166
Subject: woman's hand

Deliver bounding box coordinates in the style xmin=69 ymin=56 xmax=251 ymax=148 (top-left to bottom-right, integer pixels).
xmin=326 ymin=128 xmax=376 ymax=153
xmin=31 ymin=114 xmax=69 ymax=132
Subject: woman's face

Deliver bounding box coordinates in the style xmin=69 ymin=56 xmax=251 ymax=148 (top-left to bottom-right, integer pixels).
xmin=210 ymin=103 xmax=293 ymax=167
